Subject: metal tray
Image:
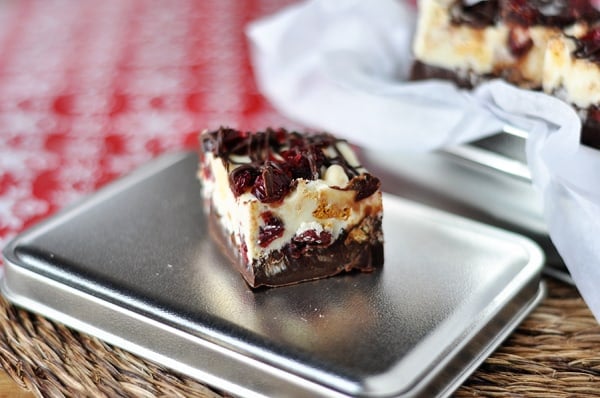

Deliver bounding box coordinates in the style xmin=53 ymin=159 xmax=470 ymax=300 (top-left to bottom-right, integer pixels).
xmin=2 ymin=152 xmax=545 ymax=397
xmin=362 ymin=129 xmax=570 ymax=284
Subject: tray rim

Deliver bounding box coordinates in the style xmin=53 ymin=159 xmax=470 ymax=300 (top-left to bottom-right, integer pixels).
xmin=0 ymin=258 xmax=547 ymax=398
xmin=443 ymin=126 xmax=531 ymax=182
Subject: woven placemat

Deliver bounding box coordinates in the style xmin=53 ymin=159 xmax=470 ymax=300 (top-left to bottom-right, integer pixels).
xmin=0 ymin=278 xmax=599 ymax=397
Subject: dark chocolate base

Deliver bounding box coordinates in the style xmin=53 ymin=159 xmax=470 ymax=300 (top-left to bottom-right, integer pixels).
xmin=209 ymin=211 xmax=384 ymax=288
xmin=411 ymin=60 xmax=600 ymax=150
xmin=409 ymin=60 xmax=541 ymax=89
xmin=409 ymin=60 xmax=478 ymax=89
xmin=581 ymin=116 xmax=600 ymax=149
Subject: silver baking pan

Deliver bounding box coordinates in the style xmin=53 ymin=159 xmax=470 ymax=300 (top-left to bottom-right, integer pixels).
xmin=2 ymin=152 xmax=545 ymax=397
xmin=363 ymin=128 xmax=570 ymax=284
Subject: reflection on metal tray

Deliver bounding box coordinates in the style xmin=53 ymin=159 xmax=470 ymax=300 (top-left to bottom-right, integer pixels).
xmin=363 ymin=128 xmax=571 ymax=284
xmin=445 ymin=127 xmax=530 ymax=181
xmin=2 ymin=152 xmax=545 ymax=398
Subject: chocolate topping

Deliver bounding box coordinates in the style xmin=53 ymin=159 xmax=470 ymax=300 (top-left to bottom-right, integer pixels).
xmin=410 ymin=60 xmax=489 ymax=89
xmin=449 ymin=0 xmax=600 ymax=28
xmin=500 ymin=0 xmax=600 ymax=27
xmin=508 ymin=26 xmax=534 ymax=57
xmin=450 ymin=0 xmax=500 ymax=28
xmin=573 ymin=26 xmax=600 ymax=63
xmin=202 ymin=127 xmax=380 ymax=203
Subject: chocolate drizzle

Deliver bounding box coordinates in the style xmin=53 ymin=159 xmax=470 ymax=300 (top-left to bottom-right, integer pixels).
xmin=500 ymin=0 xmax=600 ymax=27
xmin=448 ymin=0 xmax=600 ymax=28
xmin=572 ymin=26 xmax=600 ymax=63
xmin=201 ymin=127 xmax=379 ymax=203
xmin=450 ymin=0 xmax=500 ymax=28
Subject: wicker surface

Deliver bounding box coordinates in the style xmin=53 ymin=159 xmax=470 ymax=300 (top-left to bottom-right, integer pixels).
xmin=0 ymin=278 xmax=599 ymax=397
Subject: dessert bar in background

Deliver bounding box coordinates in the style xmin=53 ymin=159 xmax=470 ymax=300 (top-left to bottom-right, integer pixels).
xmin=198 ymin=127 xmax=384 ymax=288
xmin=411 ymin=0 xmax=600 ymax=147
xmin=544 ymin=25 xmax=600 ymax=148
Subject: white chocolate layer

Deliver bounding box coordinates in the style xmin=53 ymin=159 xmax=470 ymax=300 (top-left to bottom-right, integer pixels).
xmin=413 ymin=0 xmax=510 ymax=74
xmin=200 ymin=150 xmax=383 ymax=270
xmin=543 ymin=34 xmax=600 ymax=108
xmin=413 ymin=0 xmax=565 ymax=88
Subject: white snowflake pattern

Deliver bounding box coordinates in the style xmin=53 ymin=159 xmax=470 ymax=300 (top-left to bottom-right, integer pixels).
xmin=0 ymin=0 xmax=297 ymax=252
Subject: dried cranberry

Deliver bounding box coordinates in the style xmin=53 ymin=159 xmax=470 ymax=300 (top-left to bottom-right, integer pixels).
xmin=229 ymin=164 xmax=258 ymax=196
xmin=240 ymin=239 xmax=249 ymax=265
xmin=221 ymin=128 xmax=250 ymax=155
xmin=287 ymin=134 xmax=305 ymax=149
xmin=258 ymin=212 xmax=285 ymax=247
xmin=501 ymin=0 xmax=599 ymax=26
xmin=202 ymin=127 xmax=249 ymax=157
xmin=589 ymin=106 xmax=600 ymax=123
xmin=272 ymin=128 xmax=288 ymax=145
xmin=289 ymin=230 xmax=333 ymax=258
xmin=200 ymin=164 xmax=212 ymax=181
xmin=574 ymin=26 xmax=600 ymax=63
xmin=292 ymin=230 xmax=332 ymax=245
xmin=567 ymin=0 xmax=600 ymax=19
xmin=580 ymin=26 xmax=600 ymax=43
xmin=502 ymin=0 xmax=540 ymax=26
xmin=252 ymin=161 xmax=292 ymax=203
xmin=508 ymin=26 xmax=533 ymax=57
xmin=281 ymin=148 xmax=312 ymax=180
xmin=280 ymin=141 xmax=327 ymax=181
xmin=346 ymin=174 xmax=380 ymax=201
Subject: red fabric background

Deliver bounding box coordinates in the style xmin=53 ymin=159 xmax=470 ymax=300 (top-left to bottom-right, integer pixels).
xmin=0 ymin=0 xmax=300 ymax=253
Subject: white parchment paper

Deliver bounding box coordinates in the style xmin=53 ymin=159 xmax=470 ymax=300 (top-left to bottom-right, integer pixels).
xmin=246 ymin=0 xmax=600 ymax=321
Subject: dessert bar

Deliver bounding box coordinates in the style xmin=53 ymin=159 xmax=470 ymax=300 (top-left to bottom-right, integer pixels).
xmin=411 ymin=0 xmax=600 ymax=147
xmin=544 ymin=25 xmax=600 ymax=147
xmin=412 ymin=0 xmax=600 ymax=89
xmin=198 ymin=127 xmax=384 ymax=288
